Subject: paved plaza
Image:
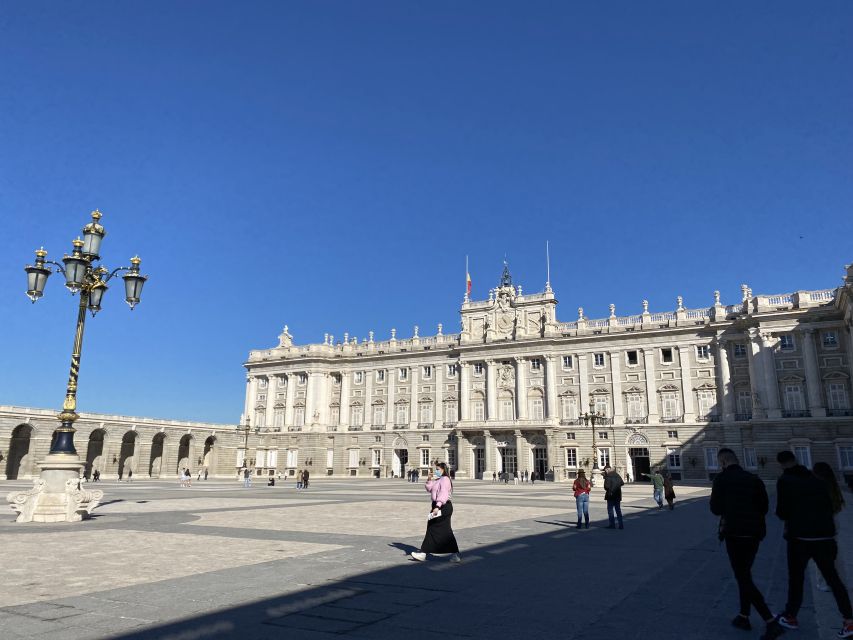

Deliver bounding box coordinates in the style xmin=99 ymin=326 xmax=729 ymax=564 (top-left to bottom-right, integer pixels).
xmin=1 ymin=478 xmax=851 ymax=640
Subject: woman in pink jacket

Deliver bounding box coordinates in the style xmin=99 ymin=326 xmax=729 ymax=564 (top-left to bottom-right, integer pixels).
xmin=411 ymin=462 xmax=461 ymax=563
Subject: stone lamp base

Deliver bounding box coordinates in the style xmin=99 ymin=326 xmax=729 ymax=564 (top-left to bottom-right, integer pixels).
xmin=591 ymin=467 xmax=603 ymax=487
xmin=6 ymin=455 xmax=103 ymax=523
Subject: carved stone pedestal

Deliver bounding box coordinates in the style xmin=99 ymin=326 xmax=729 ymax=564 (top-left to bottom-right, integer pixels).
xmin=591 ymin=467 xmax=603 ymax=487
xmin=6 ymin=455 xmax=103 ymax=523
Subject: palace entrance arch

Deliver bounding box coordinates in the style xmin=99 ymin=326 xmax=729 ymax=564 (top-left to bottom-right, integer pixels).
xmin=392 ymin=437 xmax=409 ymax=478
xmin=85 ymin=429 xmax=106 ymax=479
xmin=6 ymin=424 xmax=33 ymax=480
xmin=625 ymin=432 xmax=651 ymax=482
xmin=149 ymin=432 xmax=166 ymax=478
xmin=118 ymin=431 xmax=138 ymax=479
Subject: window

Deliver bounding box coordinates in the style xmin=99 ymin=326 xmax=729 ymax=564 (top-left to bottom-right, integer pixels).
xmin=329 ymin=406 xmax=339 ymax=426
xmin=704 ymin=447 xmax=719 ymax=470
xmin=396 ymin=404 xmax=409 ymax=424
xmin=839 ymin=446 xmax=853 ymax=470
xmin=447 ymin=364 xmax=457 ymax=377
xmin=661 ymin=392 xmax=679 ymax=419
xmin=421 ymin=449 xmax=431 ymax=466
xmin=562 ymin=355 xmax=573 ymax=370
xmin=779 ymin=334 xmax=795 ymax=351
xmin=474 ymin=362 xmax=484 ymax=376
xmin=626 ymin=393 xmax=644 ymax=418
xmin=373 ymin=405 xmax=385 ymax=425
xmin=626 ymin=350 xmax=639 ymax=366
xmin=326 ymin=448 xmax=334 ymax=468
xmin=597 ymin=448 xmax=611 ymax=468
xmin=294 ymin=407 xmax=305 ymax=427
xmin=593 ymin=353 xmax=605 ymax=368
xmin=351 ymin=405 xmax=363 ymax=427
xmin=667 ymin=448 xmax=682 ymax=468
xmin=737 ymin=390 xmax=753 ymax=415
xmin=377 ymin=369 xmax=386 ymax=383
xmin=561 ymin=396 xmax=578 ymax=420
xmin=419 ymin=403 xmax=433 ymax=423
xmin=794 ymin=446 xmax=811 ymax=468
xmin=372 ymin=449 xmax=382 ymax=466
xmin=374 ymin=435 xmax=382 ymax=442
xmin=530 ymin=397 xmax=544 ymax=420
xmin=565 ymin=432 xmax=576 ymax=440
xmin=697 ymin=389 xmax=716 ymax=417
xmin=354 ymin=371 xmax=363 ymax=384
xmin=828 ymin=382 xmax=850 ymax=410
xmin=398 ymin=368 xmax=408 ymax=381
xmin=422 ymin=435 xmax=429 ymax=442
xmin=661 ymin=348 xmax=674 ymax=364
xmin=598 ymin=431 xmax=609 ymax=440
xmin=286 ymin=449 xmax=298 ymax=467
xmin=666 ymin=430 xmax=679 ymax=440
xmin=531 ymin=358 xmax=542 ymax=371
xmin=256 ymin=393 xmax=266 ymax=403
xmin=784 ymin=384 xmax=804 ymax=411
xmin=696 ymin=345 xmax=710 ymax=360
xmin=298 ymin=373 xmax=307 ymax=386
xmin=566 ymin=448 xmax=578 ymax=467
xmin=501 ymin=398 xmax=515 ymax=421
xmin=254 ymin=410 xmax=265 ymax=429
xmin=593 ymin=395 xmax=609 ymax=416
xmin=348 ymin=449 xmax=359 ymax=467
xmin=823 ymin=331 xmax=838 ymax=348
xmin=448 ymin=449 xmax=457 ymax=468
xmin=423 ymin=366 xmax=432 ymax=379
xmin=274 ymin=408 xmax=285 ymax=428
xmin=734 ymin=343 xmax=747 ymax=358
xmin=743 ymin=447 xmax=757 ymax=469
xmin=258 ymin=378 xmax=268 ymax=388
xmin=473 ymin=400 xmax=485 ymax=421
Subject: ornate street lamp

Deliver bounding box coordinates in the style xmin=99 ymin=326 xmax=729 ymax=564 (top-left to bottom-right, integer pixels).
xmin=9 ymin=210 xmax=148 ymax=523
xmin=580 ymin=411 xmax=606 ymax=486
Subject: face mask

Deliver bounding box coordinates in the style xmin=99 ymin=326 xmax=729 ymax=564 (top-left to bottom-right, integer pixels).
xmin=434 ymin=469 xmax=443 ymax=478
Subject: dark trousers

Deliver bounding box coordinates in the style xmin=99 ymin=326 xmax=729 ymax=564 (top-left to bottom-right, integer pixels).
xmin=784 ymin=538 xmax=852 ymax=619
xmin=725 ymin=537 xmax=772 ymax=620
xmin=606 ymin=500 xmax=623 ymax=526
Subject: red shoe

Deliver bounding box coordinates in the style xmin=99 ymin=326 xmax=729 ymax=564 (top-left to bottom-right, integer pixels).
xmin=777 ymin=615 xmax=799 ymax=630
xmin=836 ymin=619 xmax=853 ymax=638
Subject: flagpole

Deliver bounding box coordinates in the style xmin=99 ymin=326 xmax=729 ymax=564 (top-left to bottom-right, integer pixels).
xmin=545 ymin=241 xmax=552 ymax=293
xmin=464 ymin=255 xmax=470 ymax=302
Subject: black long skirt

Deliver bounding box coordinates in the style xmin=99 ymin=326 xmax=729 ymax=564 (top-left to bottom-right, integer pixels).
xmin=420 ymin=500 xmax=459 ymax=554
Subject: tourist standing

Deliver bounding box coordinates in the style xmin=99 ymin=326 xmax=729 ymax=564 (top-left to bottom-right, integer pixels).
xmin=127 ymin=469 xmax=133 ymax=483
xmin=573 ymin=469 xmax=591 ymax=529
xmin=531 ymin=471 xmax=536 ymax=484
xmin=243 ymin=467 xmax=251 ymax=488
xmin=813 ymin=461 xmax=847 ymax=591
xmin=774 ymin=450 xmax=852 ymax=638
xmin=603 ymin=465 xmax=624 ymax=529
xmin=296 ymin=470 xmax=303 ymax=489
xmin=492 ymin=471 xmax=497 ymax=483
xmin=204 ymin=469 xmax=208 ymax=480
xmin=513 ymin=470 xmax=520 ymax=486
xmin=185 ymin=468 xmax=192 ymax=487
xmin=303 ymin=469 xmax=310 ymax=489
xmin=662 ymin=471 xmax=676 ymax=510
xmin=649 ymin=469 xmax=665 ymax=509
xmin=709 ymin=448 xmax=782 ymax=639
xmin=410 ymin=462 xmax=460 ymax=563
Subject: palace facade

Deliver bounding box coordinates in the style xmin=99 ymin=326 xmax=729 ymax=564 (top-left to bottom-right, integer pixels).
xmin=242 ymin=262 xmax=853 ymax=484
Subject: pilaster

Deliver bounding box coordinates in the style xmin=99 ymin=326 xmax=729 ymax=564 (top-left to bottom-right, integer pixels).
xmin=801 ymin=328 xmax=826 ymax=417
xmin=460 ymin=363 xmax=471 ymax=421
xmin=610 ymin=351 xmax=623 ymax=421
xmin=365 ymin=368 xmax=374 ymax=427
xmin=746 ymin=329 xmax=767 ymax=419
xmin=385 ymin=372 xmax=395 ymax=427
xmin=339 ymin=372 xmax=351 ymax=427
xmin=265 ymin=376 xmax=276 ymax=428
xmin=434 ymin=362 xmax=444 ymax=428
xmin=284 ymin=374 xmax=296 ymax=426
xmin=642 ymin=348 xmax=659 ymax=421
xmin=578 ymin=354 xmax=590 ymax=414
xmin=516 ymin=357 xmax=528 ymax=419
xmin=678 ymin=345 xmax=696 ymax=421
xmin=486 ymin=360 xmax=497 ymax=421
xmin=483 ymin=429 xmax=496 ymax=478
xmin=716 ymin=338 xmax=735 ymax=421
xmin=760 ymin=331 xmax=782 ymax=418
xmin=409 ymin=366 xmax=419 ymax=428
xmin=544 ymin=355 xmax=558 ymax=421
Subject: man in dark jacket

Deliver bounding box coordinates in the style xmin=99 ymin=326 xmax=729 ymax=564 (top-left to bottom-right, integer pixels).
xmin=774 ymin=450 xmax=852 ymax=637
xmin=709 ymin=448 xmax=783 ymax=639
xmin=602 ymin=465 xmax=624 ymax=529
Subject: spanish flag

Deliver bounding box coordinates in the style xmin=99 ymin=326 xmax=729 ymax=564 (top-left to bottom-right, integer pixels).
xmin=466 ymin=256 xmax=472 ymax=296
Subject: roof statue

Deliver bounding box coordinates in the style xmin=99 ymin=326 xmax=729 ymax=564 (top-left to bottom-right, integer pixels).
xmin=500 ymin=260 xmax=512 ymax=288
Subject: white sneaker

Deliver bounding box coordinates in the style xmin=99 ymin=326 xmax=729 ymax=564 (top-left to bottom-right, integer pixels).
xmin=449 ymin=553 xmax=462 ymax=563
xmin=410 ymin=551 xmax=426 ymax=562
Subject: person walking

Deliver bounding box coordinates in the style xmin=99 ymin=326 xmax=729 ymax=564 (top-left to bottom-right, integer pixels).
xmin=813 ymin=461 xmax=847 ymax=592
xmin=513 ymin=470 xmax=519 ymax=486
xmin=492 ymin=471 xmax=497 ymax=483
xmin=663 ymin=471 xmax=676 ymax=510
xmin=650 ymin=469 xmax=665 ymax=509
xmin=709 ymin=448 xmax=783 ymax=639
xmin=573 ymin=469 xmax=591 ymax=529
xmin=296 ymin=470 xmax=303 ymax=490
xmin=531 ymin=471 xmax=536 ymax=484
xmin=603 ymin=465 xmax=624 ymax=529
xmin=410 ymin=462 xmax=461 ymax=563
xmin=774 ymin=450 xmax=852 ymax=638
xmin=243 ymin=467 xmax=251 ymax=488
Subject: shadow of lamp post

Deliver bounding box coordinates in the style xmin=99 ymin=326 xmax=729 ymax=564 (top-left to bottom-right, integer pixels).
xmin=8 ymin=210 xmax=148 ymax=523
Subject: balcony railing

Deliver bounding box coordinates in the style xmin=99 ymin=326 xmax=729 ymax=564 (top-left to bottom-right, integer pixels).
xmin=560 ymin=418 xmax=583 ymax=426
xmin=660 ymin=415 xmax=684 ymax=423
xmin=734 ymin=413 xmax=752 ymax=422
xmin=443 ymin=421 xmax=458 ymax=428
xmin=827 ymin=409 xmax=853 ymax=417
xmin=625 ymin=416 xmax=648 ymax=425
xmin=393 ymin=423 xmax=407 ymax=430
xmin=417 ymin=423 xmax=432 ymax=429
xmin=782 ymin=410 xmax=811 ymax=418
xmin=287 ymin=426 xmax=303 ymax=432
xmin=370 ymin=424 xmax=386 ymax=430
xmin=347 ymin=425 xmax=363 ymax=431
xmin=700 ymin=414 xmax=722 ymax=423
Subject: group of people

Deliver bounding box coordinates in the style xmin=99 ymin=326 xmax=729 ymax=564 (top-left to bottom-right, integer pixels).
xmin=296 ymin=469 xmax=309 ymax=489
xmin=711 ymin=448 xmax=851 ymax=639
xmin=177 ymin=468 xmax=193 ymax=487
xmin=492 ymin=470 xmax=538 ymax=483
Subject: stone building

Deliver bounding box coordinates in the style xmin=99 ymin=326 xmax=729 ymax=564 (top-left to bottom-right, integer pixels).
xmin=242 ymin=262 xmax=853 ymax=484
xmin=1 ymin=405 xmax=241 ymax=480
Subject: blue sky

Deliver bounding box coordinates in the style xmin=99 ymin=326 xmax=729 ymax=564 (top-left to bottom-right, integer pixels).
xmin=1 ymin=2 xmax=851 ymax=424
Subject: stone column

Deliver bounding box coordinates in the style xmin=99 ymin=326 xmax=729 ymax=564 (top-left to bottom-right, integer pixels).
xmin=243 ymin=376 xmax=253 ymax=425
xmin=642 ymin=348 xmax=659 ymax=421
xmin=284 ymin=374 xmax=296 ymax=426
xmin=716 ymin=339 xmax=735 ymax=421
xmin=305 ymin=371 xmax=315 ymax=425
xmin=365 ymin=369 xmax=374 ymax=427
xmin=455 ymin=429 xmax=469 ymax=478
xmin=409 ymin=366 xmax=419 ymax=428
xmin=678 ymin=345 xmax=696 ymax=421
xmin=610 ymin=351 xmax=623 ymax=422
xmin=578 ymin=354 xmax=590 ymax=414
xmin=265 ymin=376 xmax=277 ymax=428
xmin=516 ymin=430 xmax=531 ymax=475
xmin=486 ymin=360 xmax=498 ymax=421
xmin=339 ymin=371 xmax=351 ymax=427
xmin=483 ymin=429 xmax=495 ymax=479
xmin=516 ymin=356 xmax=528 ymax=420
xmin=801 ymin=328 xmax=826 ymax=417
xmin=746 ymin=329 xmax=767 ymax=418
xmin=385 ymin=372 xmax=395 ymax=427
xmin=760 ymin=332 xmax=782 ymax=418
xmin=847 ymin=321 xmax=853 ymax=385
xmin=545 ymin=355 xmax=558 ymax=421
xmin=460 ymin=363 xmax=470 ymax=421
xmin=434 ymin=362 xmax=444 ymax=428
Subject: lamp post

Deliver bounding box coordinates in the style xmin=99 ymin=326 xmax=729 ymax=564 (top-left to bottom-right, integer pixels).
xmin=580 ymin=411 xmax=606 ymax=487
xmin=8 ymin=210 xmax=148 ymax=523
